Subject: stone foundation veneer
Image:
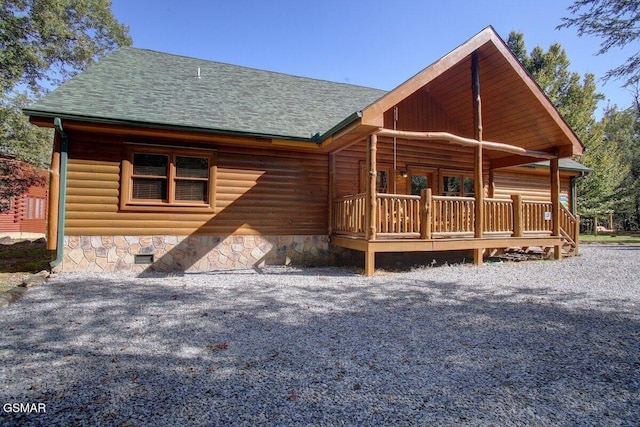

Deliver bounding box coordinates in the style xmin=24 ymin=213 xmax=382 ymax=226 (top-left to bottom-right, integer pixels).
xmin=59 ymin=235 xmax=330 ymax=273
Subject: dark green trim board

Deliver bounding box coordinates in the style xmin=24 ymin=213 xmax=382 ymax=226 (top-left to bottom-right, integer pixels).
xmin=51 ymin=117 xmax=68 ymax=269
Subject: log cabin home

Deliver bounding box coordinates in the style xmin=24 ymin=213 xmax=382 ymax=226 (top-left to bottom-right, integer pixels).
xmin=0 ymin=154 xmax=48 ymax=238
xmin=24 ymin=26 xmax=586 ymax=275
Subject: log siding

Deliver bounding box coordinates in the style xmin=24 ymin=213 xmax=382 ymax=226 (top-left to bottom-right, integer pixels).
xmin=63 ymin=131 xmax=328 ymax=237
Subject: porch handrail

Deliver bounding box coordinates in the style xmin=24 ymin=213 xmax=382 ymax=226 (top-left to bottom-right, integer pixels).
xmin=559 ymin=204 xmax=580 ymax=254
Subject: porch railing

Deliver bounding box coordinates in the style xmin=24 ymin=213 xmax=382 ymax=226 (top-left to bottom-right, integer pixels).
xmin=559 ymin=204 xmax=580 ymax=254
xmin=333 ymin=191 xmax=578 ymax=247
xmin=484 ymin=198 xmax=514 ymax=236
xmin=377 ymin=193 xmax=422 ymax=237
xmin=432 ymin=196 xmax=475 ymax=237
xmin=522 ymin=201 xmax=553 ymax=234
xmin=332 ymin=193 xmax=366 ymax=236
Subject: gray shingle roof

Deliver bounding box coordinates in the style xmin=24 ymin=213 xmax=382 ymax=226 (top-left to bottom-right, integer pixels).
xmin=25 ymin=47 xmax=387 ymax=141
xmin=528 ymin=158 xmax=592 ymax=173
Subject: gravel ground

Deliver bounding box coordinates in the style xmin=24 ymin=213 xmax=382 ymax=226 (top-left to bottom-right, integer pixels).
xmin=1 ymin=245 xmax=639 ymax=426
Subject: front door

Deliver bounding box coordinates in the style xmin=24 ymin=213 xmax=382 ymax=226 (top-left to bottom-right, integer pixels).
xmin=407 ymin=167 xmax=435 ymax=195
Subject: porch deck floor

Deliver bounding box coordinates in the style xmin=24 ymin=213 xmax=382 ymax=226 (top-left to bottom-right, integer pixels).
xmin=331 ymin=234 xmax=565 ymax=276
xmin=331 ymin=234 xmax=563 ymax=253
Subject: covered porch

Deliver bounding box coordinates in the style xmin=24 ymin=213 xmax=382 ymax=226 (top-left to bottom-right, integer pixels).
xmin=331 ymin=186 xmax=579 ymax=276
xmin=323 ymin=29 xmax=584 ymax=275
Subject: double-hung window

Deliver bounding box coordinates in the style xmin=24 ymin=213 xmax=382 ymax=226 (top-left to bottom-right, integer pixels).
xmin=121 ymin=144 xmax=216 ymax=212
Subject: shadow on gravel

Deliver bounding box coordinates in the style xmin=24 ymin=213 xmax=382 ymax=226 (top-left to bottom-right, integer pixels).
xmin=1 ymin=273 xmax=638 ymax=426
xmin=588 ymin=244 xmax=640 ymax=251
xmin=137 ymin=267 xmax=361 ymax=279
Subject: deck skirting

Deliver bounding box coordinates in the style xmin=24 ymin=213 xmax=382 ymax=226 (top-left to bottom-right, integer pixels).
xmin=330 ymin=235 xmax=564 ymax=275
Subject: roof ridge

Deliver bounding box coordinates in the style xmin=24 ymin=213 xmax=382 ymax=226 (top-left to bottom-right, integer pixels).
xmin=115 ymin=46 xmax=388 ymax=93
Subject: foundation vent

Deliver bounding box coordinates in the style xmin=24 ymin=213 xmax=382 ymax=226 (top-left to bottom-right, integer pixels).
xmin=134 ymin=254 xmax=154 ymax=265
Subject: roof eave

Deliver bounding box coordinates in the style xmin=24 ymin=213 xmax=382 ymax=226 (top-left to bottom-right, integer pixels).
xmin=315 ymin=111 xmax=363 ymax=142
xmin=24 ymin=109 xmax=321 ymax=145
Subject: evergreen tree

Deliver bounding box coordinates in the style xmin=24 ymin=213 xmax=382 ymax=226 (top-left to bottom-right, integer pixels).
xmin=506 ymin=31 xmax=603 ymax=142
xmin=559 ymin=0 xmax=640 ymax=87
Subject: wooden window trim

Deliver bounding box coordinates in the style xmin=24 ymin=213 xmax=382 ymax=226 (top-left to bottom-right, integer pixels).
xmin=120 ymin=144 xmax=217 ymax=213
xmin=440 ymin=169 xmax=475 ymax=197
xmin=406 ymin=166 xmax=437 ymax=195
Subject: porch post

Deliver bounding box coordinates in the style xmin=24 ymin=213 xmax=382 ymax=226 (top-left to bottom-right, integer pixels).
xmin=472 ymin=50 xmax=484 ymax=265
xmin=365 ymin=134 xmax=377 ymax=241
xmin=511 ymin=194 xmax=524 ymax=237
xmin=364 ymin=134 xmax=377 ymax=276
xmin=328 ymin=153 xmax=336 ymax=235
xmin=420 ymin=188 xmax=432 ymax=239
xmin=551 ymin=157 xmax=562 ymax=259
xmin=488 ymin=170 xmax=495 ymax=198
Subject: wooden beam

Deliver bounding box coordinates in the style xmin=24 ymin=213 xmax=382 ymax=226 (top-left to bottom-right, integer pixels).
xmin=328 ymin=153 xmax=336 ymax=235
xmin=375 ymin=129 xmax=556 ymax=160
xmin=330 ymin=235 xmax=564 ymax=253
xmin=420 ymin=188 xmax=432 ymax=239
xmin=365 ymin=134 xmax=377 ymax=241
xmin=489 ymin=154 xmax=552 ymax=170
xmin=551 ymin=157 xmax=562 ymax=260
xmin=472 ymin=51 xmax=484 ymax=265
xmin=47 ymin=134 xmax=61 ymax=250
xmin=364 ymin=133 xmax=378 ymax=275
xmin=364 ymin=250 xmax=375 ymax=277
xmin=511 ymin=194 xmax=524 ymax=237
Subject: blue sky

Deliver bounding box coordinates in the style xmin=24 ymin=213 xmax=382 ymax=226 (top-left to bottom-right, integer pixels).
xmin=111 ymin=0 xmax=638 ymax=117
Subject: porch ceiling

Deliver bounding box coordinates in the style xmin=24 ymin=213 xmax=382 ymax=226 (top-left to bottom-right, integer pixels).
xmin=424 ymin=41 xmax=579 ymax=162
xmin=347 ymin=27 xmax=582 ymax=167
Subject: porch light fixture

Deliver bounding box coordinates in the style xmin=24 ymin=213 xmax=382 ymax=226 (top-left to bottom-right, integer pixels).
xmin=400 ymin=170 xmax=408 ymax=178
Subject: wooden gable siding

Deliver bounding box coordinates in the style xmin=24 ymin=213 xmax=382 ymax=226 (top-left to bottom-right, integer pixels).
xmin=382 ymin=89 xmax=465 ymax=135
xmin=63 ymin=131 xmax=328 ymax=236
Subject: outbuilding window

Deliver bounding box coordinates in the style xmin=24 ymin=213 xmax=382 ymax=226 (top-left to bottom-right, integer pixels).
xmin=121 ymin=144 xmax=216 ymax=212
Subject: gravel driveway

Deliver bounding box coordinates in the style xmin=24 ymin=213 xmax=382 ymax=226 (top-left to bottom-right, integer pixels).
xmin=1 ymin=245 xmax=639 ymax=426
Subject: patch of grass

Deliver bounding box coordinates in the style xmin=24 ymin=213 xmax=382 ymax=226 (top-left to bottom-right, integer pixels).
xmin=580 ymin=233 xmax=640 ymax=245
xmin=0 ymin=238 xmax=50 ymax=293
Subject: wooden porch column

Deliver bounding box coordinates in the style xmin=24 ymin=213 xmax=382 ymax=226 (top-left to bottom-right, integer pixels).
xmin=511 ymin=194 xmax=524 ymax=237
xmin=47 ymin=135 xmax=61 ymax=250
xmin=488 ymin=170 xmax=495 ymax=198
xmin=551 ymin=157 xmax=562 ymax=259
xmin=365 ymin=134 xmax=377 ymax=241
xmin=472 ymin=50 xmax=484 ymax=265
xmin=420 ymin=188 xmax=432 ymax=239
xmin=364 ymin=134 xmax=377 ymax=276
xmin=328 ymin=153 xmax=336 ymax=235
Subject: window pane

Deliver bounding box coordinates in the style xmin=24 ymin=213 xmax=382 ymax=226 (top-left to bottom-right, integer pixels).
xmin=443 ymin=176 xmax=460 ymax=196
xmin=176 ymin=156 xmax=209 ymax=178
xmin=376 ymin=171 xmax=388 ymax=193
xmin=411 ymin=175 xmax=428 ymax=196
xmin=133 ymin=178 xmax=167 ymax=200
xmin=133 ymin=153 xmax=168 ymax=177
xmin=175 ymin=180 xmax=207 ymax=201
xmin=463 ymin=177 xmax=475 ymax=196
